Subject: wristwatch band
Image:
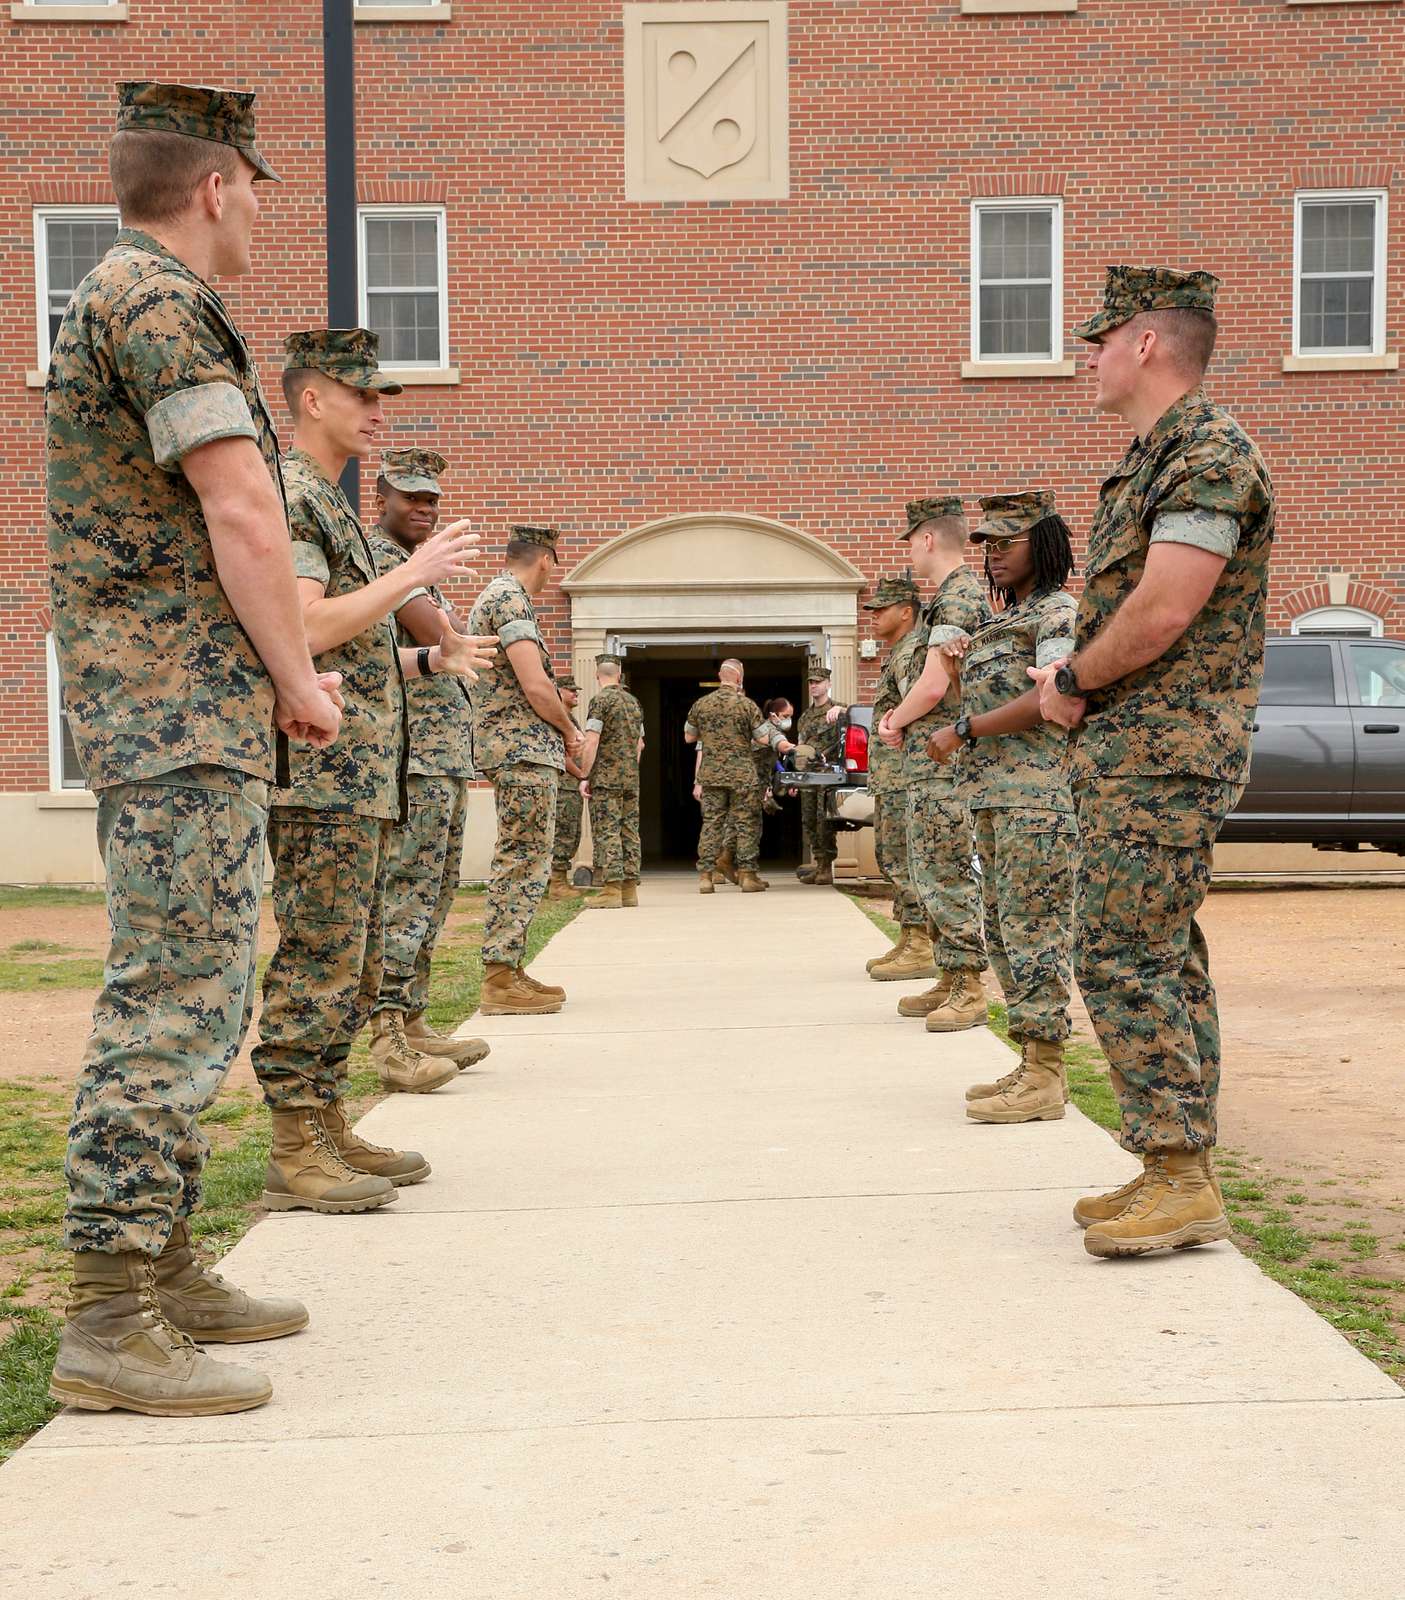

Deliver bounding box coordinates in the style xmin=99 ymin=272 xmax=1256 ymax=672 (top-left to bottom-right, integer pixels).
xmin=418 ymin=646 xmax=433 ymax=677
xmin=1054 ymin=664 xmax=1081 ymax=698
xmin=955 ymin=716 xmax=976 ymax=744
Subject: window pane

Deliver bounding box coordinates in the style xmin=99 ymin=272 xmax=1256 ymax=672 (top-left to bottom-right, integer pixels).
xmin=364 ymin=216 xmax=440 ymax=289
xmin=980 ymin=208 xmax=1052 ymax=281
xmin=978 ymin=282 xmax=1052 ymax=359
xmin=1349 ymin=646 xmax=1405 ymax=709
xmin=60 ymin=711 xmax=87 ymax=788
xmin=1259 ymin=645 xmax=1336 ymax=707
xmin=1299 ymin=275 xmax=1373 ymax=353
xmin=1300 ymin=201 xmax=1377 ymax=276
xmin=367 ymin=290 xmax=441 ymax=364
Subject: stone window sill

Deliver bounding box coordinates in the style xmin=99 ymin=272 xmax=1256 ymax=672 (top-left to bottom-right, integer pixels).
xmin=381 ymin=367 xmax=460 ymax=386
xmin=961 ymin=358 xmax=1077 ymax=379
xmin=11 ymin=2 xmax=127 ymax=18
xmin=37 ymin=791 xmax=97 ymax=810
xmin=1286 ymin=1 xmax=1395 ymax=7
xmin=961 ymin=0 xmax=1077 ymax=12
xmin=355 ymin=3 xmax=451 ymax=19
xmin=26 ymin=370 xmax=47 ymax=389
xmin=1282 ymin=352 xmax=1399 ymax=373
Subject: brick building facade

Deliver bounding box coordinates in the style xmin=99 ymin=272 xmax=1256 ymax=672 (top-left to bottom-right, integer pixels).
xmin=2 ymin=0 xmax=1401 ymax=876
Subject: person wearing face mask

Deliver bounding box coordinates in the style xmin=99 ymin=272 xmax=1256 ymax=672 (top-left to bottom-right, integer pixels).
xmin=794 ymin=664 xmax=848 ymax=885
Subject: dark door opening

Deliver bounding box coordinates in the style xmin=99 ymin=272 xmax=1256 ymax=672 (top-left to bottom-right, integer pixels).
xmin=622 ymin=645 xmax=811 ymax=867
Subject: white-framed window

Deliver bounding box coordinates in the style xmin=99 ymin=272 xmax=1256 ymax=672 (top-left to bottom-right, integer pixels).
xmin=970 ymin=198 xmax=1063 ymax=364
xmin=1291 ymin=605 xmax=1384 ymax=639
xmin=45 ymin=634 xmax=87 ymax=791
xmin=34 ymin=206 xmax=120 ymax=368
xmin=1293 ymin=190 xmax=1387 ymax=358
xmin=358 ymin=206 xmax=449 ymax=369
xmin=355 ymin=0 xmax=446 ymax=7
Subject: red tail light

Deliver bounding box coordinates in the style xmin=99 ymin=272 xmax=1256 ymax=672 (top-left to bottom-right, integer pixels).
xmin=844 ymin=724 xmax=869 ymax=774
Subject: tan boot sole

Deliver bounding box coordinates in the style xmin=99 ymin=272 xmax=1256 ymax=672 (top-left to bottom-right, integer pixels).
xmin=1084 ymin=1214 xmax=1230 ymax=1258
xmin=965 ymin=1100 xmax=1065 ymax=1124
xmin=480 ymin=995 xmax=563 ymax=1015
xmin=925 ymin=1010 xmax=988 ymax=1031
xmin=869 ymin=963 xmax=937 ymax=983
xmin=261 ymin=1186 xmax=398 ymax=1214
xmin=48 ymin=1375 xmax=272 ymax=1416
xmin=181 ymin=1310 xmax=311 ymax=1344
xmin=379 ymin=1062 xmax=457 ymax=1094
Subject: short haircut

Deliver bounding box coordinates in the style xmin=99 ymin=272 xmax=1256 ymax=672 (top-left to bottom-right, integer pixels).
xmin=506 ymin=537 xmax=550 ymax=564
xmin=911 ymin=515 xmax=967 ymax=551
xmin=110 ymin=129 xmax=240 ymax=226
xmin=886 ymin=596 xmax=920 ymax=626
xmin=281 ymin=367 xmax=322 ymax=420
xmin=719 ymin=658 xmax=744 ymax=677
xmin=597 ymin=658 xmax=621 ymax=678
xmin=1138 ymin=307 xmax=1218 ymax=378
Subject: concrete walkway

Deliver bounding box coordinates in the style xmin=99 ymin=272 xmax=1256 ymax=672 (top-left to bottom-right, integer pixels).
xmin=4 ymin=874 xmax=1403 ymax=1597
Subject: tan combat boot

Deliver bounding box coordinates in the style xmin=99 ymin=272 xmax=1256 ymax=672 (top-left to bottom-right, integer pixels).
xmin=546 ymin=871 xmax=578 ymax=902
xmin=967 ymin=1040 xmax=1065 ymax=1124
xmin=262 ymin=1107 xmax=398 ymax=1214
xmin=968 ymin=1038 xmax=1068 ymax=1103
xmin=1083 ymin=1150 xmax=1230 ymax=1258
xmin=49 ymin=1250 xmax=273 ymax=1416
xmin=810 ymin=863 xmax=833 ymax=886
xmin=621 ymin=879 xmax=640 ymax=907
xmin=155 ymin=1218 xmax=308 ymax=1344
xmin=518 ymin=966 xmax=566 ymax=999
xmin=897 ymin=971 xmax=954 ymax=1017
xmin=870 ymin=928 xmax=937 ymax=982
xmin=865 ymin=930 xmax=903 ymax=974
xmin=480 ymin=962 xmax=562 ymax=1016
xmin=796 ymin=863 xmax=818 ymax=884
xmin=370 ymin=1010 xmax=457 ymax=1094
xmin=698 ymin=871 xmax=715 ymax=895
xmin=321 ymin=1095 xmax=430 ymax=1187
xmin=739 ymin=869 xmax=768 ymax=893
xmin=1073 ymin=1156 xmax=1151 ymax=1230
xmin=404 ymin=1011 xmax=490 ymax=1070
xmin=586 ymin=881 xmax=624 ymax=910
xmin=715 ymin=849 xmax=740 ymax=886
xmin=925 ymin=968 xmax=988 ymax=1031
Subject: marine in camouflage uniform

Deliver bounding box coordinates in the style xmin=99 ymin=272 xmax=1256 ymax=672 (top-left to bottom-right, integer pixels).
xmin=685 ymin=668 xmax=789 ymax=889
xmin=250 ymin=333 xmax=415 ymax=1124
xmin=550 ymin=680 xmax=586 ymax=880
xmin=368 ymin=447 xmax=486 ymax=1071
xmin=583 ymin=655 xmax=645 ymax=899
xmin=795 ymin=664 xmax=847 ymax=879
xmin=46 ymin=82 xmax=320 ymax=1414
xmin=1056 ymin=266 xmax=1275 ymax=1255
xmin=864 ymin=576 xmax=926 ymax=936
xmin=469 ymin=526 xmax=571 ymax=1008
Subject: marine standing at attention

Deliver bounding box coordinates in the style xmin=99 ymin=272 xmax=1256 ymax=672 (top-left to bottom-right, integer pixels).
xmin=579 ymin=653 xmax=645 ymax=909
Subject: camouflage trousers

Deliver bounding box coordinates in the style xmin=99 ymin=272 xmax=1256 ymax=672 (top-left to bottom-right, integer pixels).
xmin=252 ymin=809 xmax=392 ymax=1111
xmin=872 ymin=790 xmax=923 ymax=928
xmin=699 ymin=783 xmax=761 ymax=872
xmin=375 ymin=774 xmax=468 ymax=1019
xmin=1073 ymin=777 xmax=1240 ymax=1155
xmin=800 ymin=787 xmax=837 ymax=868
xmin=972 ymin=807 xmax=1074 ymax=1044
xmin=65 ymin=765 xmax=267 ymax=1256
xmin=591 ymin=784 xmax=642 ymax=884
xmin=905 ymin=778 xmax=986 ymax=972
xmin=552 ymin=778 xmax=583 ymax=875
xmin=482 ymin=763 xmax=557 ymax=968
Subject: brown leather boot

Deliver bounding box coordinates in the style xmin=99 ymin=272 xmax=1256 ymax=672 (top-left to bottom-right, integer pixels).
xmin=967 ymin=1040 xmax=1065 ymax=1124
xmin=586 ymin=881 xmax=624 ymax=910
xmin=154 ymin=1219 xmax=308 ymax=1344
xmin=810 ymin=863 xmax=833 ymax=886
xmin=370 ymin=1010 xmax=457 ymax=1093
xmin=714 ymin=849 xmax=740 ymax=886
xmin=796 ymin=863 xmax=818 ymax=884
xmin=925 ymin=968 xmax=988 ymax=1031
xmin=897 ymin=972 xmax=954 ymax=1017
xmin=870 ymin=928 xmax=936 ymax=982
xmin=698 ymin=871 xmax=715 ymax=895
xmin=518 ymin=966 xmax=566 ymax=999
xmin=404 ymin=1011 xmax=490 ymax=1069
xmin=1073 ymin=1157 xmax=1150 ymax=1230
xmin=481 ymin=962 xmax=562 ymax=1015
xmin=621 ymin=879 xmax=639 ymax=907
xmin=1084 ymin=1150 xmax=1230 ymax=1257
xmin=546 ymin=871 xmax=578 ymax=902
xmin=50 ymin=1251 xmax=273 ymax=1416
xmin=738 ymin=869 xmax=767 ymax=893
xmin=321 ymin=1095 xmax=430 ymax=1186
xmin=262 ymin=1108 xmax=398 ymax=1214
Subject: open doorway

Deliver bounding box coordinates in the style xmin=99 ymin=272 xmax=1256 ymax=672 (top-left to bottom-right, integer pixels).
xmin=622 ymin=643 xmax=810 ymax=867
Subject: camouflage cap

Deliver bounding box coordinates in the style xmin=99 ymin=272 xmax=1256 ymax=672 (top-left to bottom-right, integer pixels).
xmin=282 ymin=329 xmax=403 ymax=395
xmin=862 ymin=572 xmax=921 ymax=611
xmin=595 ymin=652 xmax=624 ymax=667
xmin=381 ymin=447 xmax=446 ymax=495
xmin=117 ymin=81 xmax=280 ymax=183
xmin=806 ymin=661 xmax=832 ymax=682
xmin=904 ymin=496 xmax=965 ymax=539
xmin=510 ymin=524 xmax=559 ymax=557
xmin=1071 ymin=265 xmax=1220 ymax=342
xmin=972 ymin=490 xmax=1057 ymax=543
xmin=557 ymin=675 xmax=579 ymax=693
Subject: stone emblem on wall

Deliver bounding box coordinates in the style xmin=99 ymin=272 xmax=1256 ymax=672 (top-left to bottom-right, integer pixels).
xmin=623 ymin=3 xmax=789 ymax=202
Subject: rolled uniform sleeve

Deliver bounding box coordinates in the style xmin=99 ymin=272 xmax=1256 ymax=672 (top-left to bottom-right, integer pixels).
xmin=584 ymin=715 xmax=604 ymax=735
xmin=1034 ymin=592 xmax=1077 ymax=669
xmin=755 ymin=720 xmax=786 ymax=750
xmin=288 ymin=496 xmax=334 ymax=586
xmin=1147 ymin=440 xmax=1269 ymax=560
xmin=1150 ymin=507 xmax=1240 ymax=559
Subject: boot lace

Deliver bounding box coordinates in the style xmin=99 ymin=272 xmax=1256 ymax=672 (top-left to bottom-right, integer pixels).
xmin=1120 ymin=1155 xmax=1171 ymax=1220
xmin=324 ymin=1102 xmax=396 ymax=1160
xmin=137 ymin=1255 xmax=196 ymax=1352
xmin=308 ymin=1111 xmax=365 ymax=1180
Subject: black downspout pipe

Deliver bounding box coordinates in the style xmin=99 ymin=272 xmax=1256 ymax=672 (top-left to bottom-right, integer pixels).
xmin=323 ymin=0 xmax=360 ymax=511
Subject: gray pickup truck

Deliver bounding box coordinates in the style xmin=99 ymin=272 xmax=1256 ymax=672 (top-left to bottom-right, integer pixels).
xmin=815 ymin=635 xmax=1405 ymax=854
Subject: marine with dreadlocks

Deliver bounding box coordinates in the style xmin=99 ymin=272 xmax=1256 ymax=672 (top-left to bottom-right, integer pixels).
xmin=925 ymin=492 xmax=1077 ymax=1125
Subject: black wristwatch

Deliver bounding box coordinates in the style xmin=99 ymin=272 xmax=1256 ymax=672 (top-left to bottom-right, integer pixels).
xmin=418 ymin=646 xmax=434 ymax=677
xmin=1053 ymin=664 xmax=1082 ymax=698
xmin=954 ymin=715 xmax=977 ymax=744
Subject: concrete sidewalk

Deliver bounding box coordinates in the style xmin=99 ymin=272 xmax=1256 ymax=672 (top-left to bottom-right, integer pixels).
xmin=4 ymin=874 xmax=1402 ymax=1598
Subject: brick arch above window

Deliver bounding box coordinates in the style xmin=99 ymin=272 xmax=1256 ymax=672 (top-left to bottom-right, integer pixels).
xmin=1281 ymin=579 xmax=1402 ymax=633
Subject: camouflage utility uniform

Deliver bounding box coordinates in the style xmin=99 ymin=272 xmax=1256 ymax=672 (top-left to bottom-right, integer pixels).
xmin=368 ymin=527 xmax=474 ymax=1021
xmin=1071 ymin=385 xmax=1274 ymax=1154
xmin=252 ymin=447 xmax=408 ymax=1110
xmin=870 ymin=617 xmax=927 ymax=930
xmin=687 ymin=686 xmax=781 ymax=872
xmin=586 ymin=682 xmax=644 ymax=884
xmin=903 ymin=568 xmax=990 ymax=972
xmin=796 ymin=689 xmax=846 ymax=869
xmin=551 ymin=708 xmax=584 ymax=877
xmin=48 ymin=228 xmax=283 ymax=1255
xmin=469 ymin=573 xmax=564 ymax=966
xmin=957 ymin=589 xmax=1077 ymax=1043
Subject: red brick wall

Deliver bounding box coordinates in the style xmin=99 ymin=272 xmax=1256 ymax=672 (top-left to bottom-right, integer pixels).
xmin=3 ymin=0 xmax=1401 ymax=790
